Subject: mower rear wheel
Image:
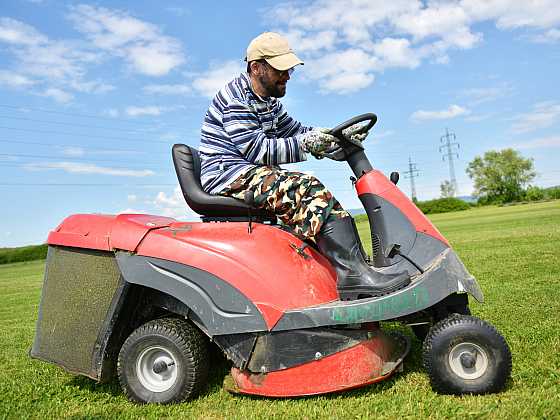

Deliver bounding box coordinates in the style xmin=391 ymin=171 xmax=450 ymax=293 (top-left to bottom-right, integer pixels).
xmin=423 ymin=314 xmax=511 ymax=395
xmin=117 ymin=317 xmax=209 ymax=404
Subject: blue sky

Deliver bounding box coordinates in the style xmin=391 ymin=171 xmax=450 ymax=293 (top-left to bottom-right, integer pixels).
xmin=1 ymin=0 xmax=559 ymax=247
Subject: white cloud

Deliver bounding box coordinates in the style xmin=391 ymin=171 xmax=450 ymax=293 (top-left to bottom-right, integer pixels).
xmin=459 ymin=84 xmax=514 ymax=105
xmin=0 ymin=17 xmax=47 ymax=45
xmin=60 ymin=146 xmax=86 ymax=157
xmin=118 ymin=207 xmax=148 ymax=214
xmin=23 ymin=161 xmax=155 ymax=177
xmin=159 ymin=132 xmax=182 ymax=142
xmin=191 ymin=60 xmax=245 ymax=98
xmin=411 ymin=104 xmax=471 ymax=121
xmin=67 ymin=4 xmax=185 ymax=76
xmin=512 ymin=135 xmax=560 ymax=150
xmin=125 ymin=106 xmax=164 ymax=117
xmin=393 ymin=2 xmax=479 ymax=48
xmin=42 ymin=87 xmax=73 ymax=103
xmin=462 ymin=0 xmax=560 ymax=30
xmin=531 ymin=28 xmax=560 ymax=43
xmin=321 ymin=72 xmax=375 ymax=94
xmin=372 ymin=38 xmax=421 ymax=69
xmin=127 ymin=194 xmax=137 ymax=203
xmin=69 ymin=79 xmax=115 ymax=94
xmin=0 ymin=17 xmax=110 ymax=103
xmin=143 ymin=84 xmax=191 ymax=95
xmin=264 ymin=0 xmax=560 ymax=94
xmin=282 ymin=29 xmax=337 ymax=53
xmin=511 ymin=101 xmax=560 ymax=133
xmin=153 ymin=185 xmax=198 ymax=220
xmin=372 ymin=130 xmax=395 ymax=139
xmin=0 ymin=70 xmax=36 ymax=88
xmin=302 ymin=49 xmax=379 ymax=93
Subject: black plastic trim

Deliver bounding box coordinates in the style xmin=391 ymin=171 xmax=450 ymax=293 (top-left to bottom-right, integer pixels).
xmin=116 ymin=253 xmax=268 ymax=336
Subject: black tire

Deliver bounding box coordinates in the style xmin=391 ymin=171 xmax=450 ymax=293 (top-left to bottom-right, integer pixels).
xmin=423 ymin=314 xmax=511 ymax=395
xmin=412 ymin=305 xmax=471 ymax=342
xmin=117 ymin=317 xmax=209 ymax=404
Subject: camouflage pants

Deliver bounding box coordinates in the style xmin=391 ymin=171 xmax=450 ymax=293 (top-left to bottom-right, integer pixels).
xmin=219 ymin=166 xmax=349 ymax=240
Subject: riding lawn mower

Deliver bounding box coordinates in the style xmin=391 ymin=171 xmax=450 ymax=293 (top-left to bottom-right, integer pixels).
xmin=31 ymin=113 xmax=511 ymax=403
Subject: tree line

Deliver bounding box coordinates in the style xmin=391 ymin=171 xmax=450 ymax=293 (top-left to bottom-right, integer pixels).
xmin=419 ymin=148 xmax=558 ymax=214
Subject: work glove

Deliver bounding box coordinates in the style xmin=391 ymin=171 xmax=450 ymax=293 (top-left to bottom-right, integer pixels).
xmin=299 ymin=128 xmax=340 ymax=159
xmin=341 ymin=123 xmax=368 ymax=143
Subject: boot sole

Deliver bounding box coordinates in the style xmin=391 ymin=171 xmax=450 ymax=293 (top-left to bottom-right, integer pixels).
xmin=338 ymin=277 xmax=411 ymax=301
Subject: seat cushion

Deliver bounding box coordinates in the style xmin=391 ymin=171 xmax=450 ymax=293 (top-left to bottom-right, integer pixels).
xmin=172 ymin=144 xmax=273 ymax=218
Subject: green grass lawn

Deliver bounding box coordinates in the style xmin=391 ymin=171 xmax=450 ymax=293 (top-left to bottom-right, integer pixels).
xmin=1 ymin=201 xmax=559 ymax=419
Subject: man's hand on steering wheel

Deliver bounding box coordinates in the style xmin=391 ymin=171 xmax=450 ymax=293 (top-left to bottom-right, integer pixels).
xmin=301 ymin=114 xmax=377 ymax=160
xmin=341 ymin=123 xmax=369 ymax=143
xmin=314 ymin=123 xmax=370 ymax=160
xmin=300 ymin=128 xmax=340 ymax=159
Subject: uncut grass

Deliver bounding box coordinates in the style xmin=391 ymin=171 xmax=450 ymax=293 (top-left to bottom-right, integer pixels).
xmin=1 ymin=201 xmax=559 ymax=419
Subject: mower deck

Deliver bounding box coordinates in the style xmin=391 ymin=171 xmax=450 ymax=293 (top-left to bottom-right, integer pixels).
xmin=225 ymin=330 xmax=410 ymax=397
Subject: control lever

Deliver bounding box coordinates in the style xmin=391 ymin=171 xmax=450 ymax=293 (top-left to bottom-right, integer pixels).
xmin=385 ymin=243 xmax=424 ymax=274
xmin=244 ymin=191 xmax=255 ymax=233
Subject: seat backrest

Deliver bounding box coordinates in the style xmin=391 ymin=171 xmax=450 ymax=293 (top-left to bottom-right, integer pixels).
xmin=172 ymin=144 xmax=273 ymax=219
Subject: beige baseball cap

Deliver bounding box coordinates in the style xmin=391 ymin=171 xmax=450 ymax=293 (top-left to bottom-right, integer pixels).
xmin=245 ymin=32 xmax=303 ymax=71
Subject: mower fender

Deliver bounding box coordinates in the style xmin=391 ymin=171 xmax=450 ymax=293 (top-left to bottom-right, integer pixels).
xmin=453 ymin=264 xmax=483 ymax=303
xmin=272 ymin=248 xmax=483 ymax=331
xmin=115 ymin=252 xmax=268 ymax=336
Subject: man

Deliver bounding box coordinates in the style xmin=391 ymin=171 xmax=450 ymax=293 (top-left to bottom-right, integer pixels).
xmin=199 ymin=32 xmax=409 ymax=299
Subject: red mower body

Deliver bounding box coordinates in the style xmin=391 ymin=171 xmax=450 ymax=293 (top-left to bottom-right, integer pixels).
xmin=355 ymin=170 xmax=448 ymax=246
xmin=48 ymin=213 xmax=338 ymax=330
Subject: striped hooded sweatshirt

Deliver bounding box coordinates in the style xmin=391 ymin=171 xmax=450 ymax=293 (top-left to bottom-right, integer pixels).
xmin=199 ymin=72 xmax=312 ymax=194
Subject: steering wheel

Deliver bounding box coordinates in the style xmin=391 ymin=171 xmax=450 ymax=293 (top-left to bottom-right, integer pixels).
xmin=324 ymin=113 xmax=377 ymax=161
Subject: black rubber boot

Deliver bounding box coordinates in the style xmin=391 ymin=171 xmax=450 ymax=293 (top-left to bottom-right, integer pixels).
xmin=316 ymin=217 xmax=411 ymax=300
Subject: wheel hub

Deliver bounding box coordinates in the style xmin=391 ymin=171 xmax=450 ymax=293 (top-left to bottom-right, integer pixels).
xmin=460 ymin=352 xmax=476 ymax=369
xmin=136 ymin=346 xmax=178 ymax=393
xmin=448 ymin=342 xmax=488 ymax=380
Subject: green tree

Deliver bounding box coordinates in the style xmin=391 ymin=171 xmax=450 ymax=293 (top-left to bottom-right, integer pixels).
xmin=440 ymin=180 xmax=455 ymax=198
xmin=466 ymin=149 xmax=536 ymax=203
xmin=524 ymin=185 xmax=544 ymax=201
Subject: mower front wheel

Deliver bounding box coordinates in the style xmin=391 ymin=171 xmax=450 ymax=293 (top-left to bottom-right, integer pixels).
xmin=423 ymin=314 xmax=511 ymax=395
xmin=413 ymin=303 xmax=471 ymax=342
xmin=117 ymin=317 xmax=209 ymax=404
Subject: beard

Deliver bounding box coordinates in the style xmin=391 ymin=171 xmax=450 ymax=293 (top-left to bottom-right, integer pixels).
xmin=257 ymin=73 xmax=287 ymax=98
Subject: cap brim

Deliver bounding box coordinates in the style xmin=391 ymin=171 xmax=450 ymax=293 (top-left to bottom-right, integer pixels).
xmin=265 ymin=52 xmax=304 ymax=71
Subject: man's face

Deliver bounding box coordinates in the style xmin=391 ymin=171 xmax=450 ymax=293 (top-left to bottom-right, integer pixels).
xmin=256 ymin=61 xmax=293 ymax=98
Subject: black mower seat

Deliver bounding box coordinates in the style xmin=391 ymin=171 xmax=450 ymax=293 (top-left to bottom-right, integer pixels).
xmin=172 ymin=144 xmax=274 ymax=219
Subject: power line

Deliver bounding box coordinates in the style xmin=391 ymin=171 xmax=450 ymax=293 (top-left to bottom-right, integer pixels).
xmin=0 ymin=114 xmax=189 ymax=135
xmin=0 ymin=125 xmax=172 ymax=144
xmin=402 ymin=156 xmax=420 ymax=201
xmin=439 ymin=128 xmax=460 ymax=196
xmin=0 ymin=152 xmax=169 ymax=166
xmin=0 ymin=104 xmax=172 ymax=127
xmin=0 ymin=139 xmax=169 ymax=155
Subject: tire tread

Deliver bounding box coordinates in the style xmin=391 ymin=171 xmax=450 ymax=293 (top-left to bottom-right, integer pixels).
xmin=422 ymin=314 xmax=511 ymax=395
xmin=117 ymin=317 xmax=209 ymax=404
